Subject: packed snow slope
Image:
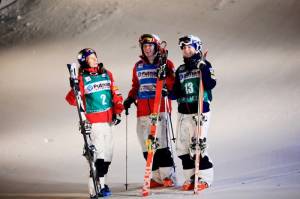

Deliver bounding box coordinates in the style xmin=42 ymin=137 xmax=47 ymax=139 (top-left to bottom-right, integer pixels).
xmin=0 ymin=0 xmax=299 ymax=198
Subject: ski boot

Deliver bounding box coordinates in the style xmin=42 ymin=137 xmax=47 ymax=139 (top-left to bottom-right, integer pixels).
xmin=99 ymin=184 xmax=112 ymax=197
xmin=162 ymin=177 xmax=174 ymax=187
xmin=150 ymin=179 xmax=163 ymax=188
xmin=181 ymin=179 xmax=208 ymax=191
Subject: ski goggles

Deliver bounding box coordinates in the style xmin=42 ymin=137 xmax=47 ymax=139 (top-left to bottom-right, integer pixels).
xmin=78 ymin=48 xmax=97 ymax=62
xmin=178 ymin=36 xmax=193 ymax=49
xmin=139 ymin=34 xmax=159 ymax=45
xmin=84 ymin=48 xmax=96 ymax=57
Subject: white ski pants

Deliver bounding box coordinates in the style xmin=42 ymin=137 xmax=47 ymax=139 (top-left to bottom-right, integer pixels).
xmin=137 ymin=113 xmax=170 ymax=152
xmin=88 ymin=122 xmax=113 ymax=196
xmin=137 ymin=113 xmax=176 ymax=183
xmin=176 ymin=112 xmax=211 ymax=157
xmin=176 ymin=112 xmax=214 ymax=185
xmin=90 ymin=122 xmax=113 ymax=162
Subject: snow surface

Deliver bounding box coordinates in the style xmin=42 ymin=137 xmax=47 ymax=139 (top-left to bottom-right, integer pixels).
xmin=0 ymin=0 xmax=300 ymax=198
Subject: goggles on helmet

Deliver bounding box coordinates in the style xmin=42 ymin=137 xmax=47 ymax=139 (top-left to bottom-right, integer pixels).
xmin=178 ymin=36 xmax=193 ymax=49
xmin=139 ymin=34 xmax=160 ymax=46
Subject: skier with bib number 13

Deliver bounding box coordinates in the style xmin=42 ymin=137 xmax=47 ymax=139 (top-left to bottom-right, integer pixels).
xmin=173 ymin=35 xmax=216 ymax=192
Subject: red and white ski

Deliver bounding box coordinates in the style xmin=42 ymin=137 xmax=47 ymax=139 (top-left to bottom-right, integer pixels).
xmin=193 ymin=51 xmax=207 ymax=194
xmin=142 ymin=42 xmax=168 ymax=197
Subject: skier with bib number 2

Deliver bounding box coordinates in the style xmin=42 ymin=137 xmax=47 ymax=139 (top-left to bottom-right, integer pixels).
xmin=65 ymin=48 xmax=124 ymax=198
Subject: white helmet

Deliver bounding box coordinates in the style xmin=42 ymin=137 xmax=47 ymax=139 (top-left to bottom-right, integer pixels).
xmin=178 ymin=35 xmax=202 ymax=53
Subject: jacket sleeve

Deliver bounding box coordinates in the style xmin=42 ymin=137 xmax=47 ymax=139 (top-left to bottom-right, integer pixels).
xmin=163 ymin=59 xmax=176 ymax=100
xmin=65 ymin=89 xmax=76 ymax=106
xmin=171 ymin=69 xmax=182 ymax=100
xmin=165 ymin=59 xmax=175 ymax=91
xmin=108 ymin=71 xmax=124 ymax=114
xmin=201 ymin=60 xmax=216 ymax=90
xmin=127 ymin=64 xmax=139 ymax=99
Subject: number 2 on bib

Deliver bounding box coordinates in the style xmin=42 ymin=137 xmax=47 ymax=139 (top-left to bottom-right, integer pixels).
xmin=100 ymin=94 xmax=107 ymax=105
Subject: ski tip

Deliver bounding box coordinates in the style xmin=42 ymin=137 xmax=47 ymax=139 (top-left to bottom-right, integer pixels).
xmin=67 ymin=63 xmax=77 ymax=69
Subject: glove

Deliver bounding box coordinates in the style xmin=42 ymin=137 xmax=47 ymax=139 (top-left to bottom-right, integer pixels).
xmin=123 ymin=97 xmax=135 ymax=110
xmin=69 ymin=77 xmax=80 ymax=91
xmin=197 ymin=60 xmax=206 ymax=70
xmin=162 ymin=86 xmax=168 ymax=97
xmin=112 ymin=114 xmax=121 ymax=126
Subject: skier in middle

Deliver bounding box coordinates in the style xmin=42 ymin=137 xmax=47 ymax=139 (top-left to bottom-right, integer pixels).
xmin=123 ymin=34 xmax=176 ymax=188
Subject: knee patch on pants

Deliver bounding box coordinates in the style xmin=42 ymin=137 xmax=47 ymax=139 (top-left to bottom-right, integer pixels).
xmin=103 ymin=161 xmax=111 ymax=175
xmin=178 ymin=154 xmax=194 ymax=170
xmin=143 ymin=147 xmax=174 ymax=171
xmin=143 ymin=152 xmax=159 ymax=171
xmin=155 ymin=148 xmax=174 ymax=167
xmin=200 ymin=155 xmax=213 ymax=170
xmin=179 ymin=154 xmax=213 ymax=170
xmin=95 ymin=159 xmax=105 ymax=178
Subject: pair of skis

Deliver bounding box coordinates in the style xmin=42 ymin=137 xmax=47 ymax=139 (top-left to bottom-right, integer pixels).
xmin=141 ymin=47 xmax=208 ymax=196
xmin=67 ymin=64 xmax=100 ymax=199
xmin=141 ymin=41 xmax=169 ymax=197
xmin=192 ymin=50 xmax=208 ymax=194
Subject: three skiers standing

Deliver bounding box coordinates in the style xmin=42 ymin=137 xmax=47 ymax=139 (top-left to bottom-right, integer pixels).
xmin=65 ymin=34 xmax=216 ymax=198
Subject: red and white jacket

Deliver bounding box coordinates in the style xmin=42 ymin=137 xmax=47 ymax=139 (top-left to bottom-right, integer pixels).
xmin=127 ymin=56 xmax=175 ymax=117
xmin=66 ymin=66 xmax=124 ymax=123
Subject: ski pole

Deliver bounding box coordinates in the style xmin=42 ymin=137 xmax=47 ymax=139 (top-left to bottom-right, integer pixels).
xmin=125 ymin=108 xmax=129 ymax=190
xmin=164 ymin=96 xmax=176 ymax=143
xmin=164 ymin=96 xmax=178 ymax=185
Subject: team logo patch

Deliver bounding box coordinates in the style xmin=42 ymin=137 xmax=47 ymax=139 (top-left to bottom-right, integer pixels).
xmin=178 ymin=70 xmax=199 ymax=82
xmin=137 ymin=70 xmax=157 ymax=78
xmin=84 ymin=80 xmax=111 ymax=94
xmin=85 ymin=76 xmax=91 ymax=82
xmin=87 ymin=84 xmax=94 ymax=92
